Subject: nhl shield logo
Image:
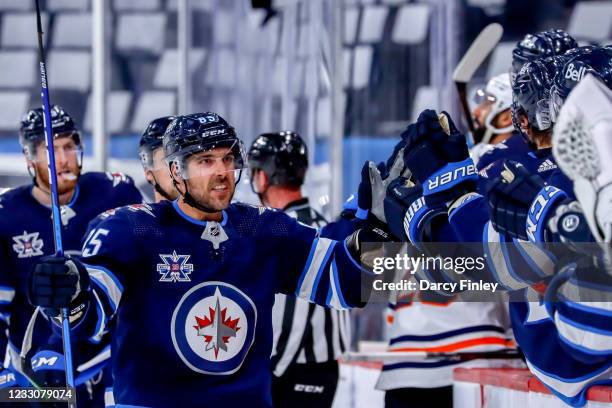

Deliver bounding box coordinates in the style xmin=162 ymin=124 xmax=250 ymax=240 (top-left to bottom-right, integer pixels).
xmin=171 ymin=281 xmax=257 ymax=375
xmin=12 ymin=231 xmax=44 ymax=258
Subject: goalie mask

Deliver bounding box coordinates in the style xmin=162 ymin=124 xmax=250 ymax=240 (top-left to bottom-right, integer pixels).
xmin=553 ymin=74 xmax=612 ymax=243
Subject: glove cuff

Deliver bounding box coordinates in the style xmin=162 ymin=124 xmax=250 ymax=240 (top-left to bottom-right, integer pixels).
xmin=526 ymin=186 xmax=568 ymax=243
xmin=403 ymin=197 xmax=446 ymax=245
xmin=422 ymin=158 xmax=478 ymax=196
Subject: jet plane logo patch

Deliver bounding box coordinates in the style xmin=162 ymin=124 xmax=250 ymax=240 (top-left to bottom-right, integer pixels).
xmin=171 ymin=281 xmax=257 ymax=375
xmin=12 ymin=231 xmax=44 ymax=258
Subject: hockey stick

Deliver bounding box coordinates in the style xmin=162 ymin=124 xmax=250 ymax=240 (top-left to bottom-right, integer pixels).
xmin=453 ymin=23 xmax=504 ymax=135
xmin=343 ymin=350 xmax=521 ymax=363
xmin=34 ymin=0 xmax=76 ymax=400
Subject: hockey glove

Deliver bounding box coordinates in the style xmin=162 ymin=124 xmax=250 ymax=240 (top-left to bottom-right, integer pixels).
xmin=402 ymin=110 xmax=478 ymax=207
xmin=487 ymin=161 xmax=568 ymax=242
xmin=0 ymin=366 xmax=17 ymax=388
xmin=28 ymin=255 xmax=90 ymax=310
xmin=384 ymin=177 xmax=447 ymax=244
xmin=345 ymin=221 xmax=393 ymax=272
xmin=356 ymin=137 xmax=411 ymax=222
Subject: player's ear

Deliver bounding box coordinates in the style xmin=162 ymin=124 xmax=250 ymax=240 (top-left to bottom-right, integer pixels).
xmin=144 ymin=169 xmax=155 ymax=185
xmin=257 ymin=170 xmax=269 ymax=191
xmin=170 ymin=162 xmax=181 ymax=181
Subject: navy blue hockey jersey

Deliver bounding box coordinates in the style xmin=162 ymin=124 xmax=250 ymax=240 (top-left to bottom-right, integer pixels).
xmin=476 ymin=132 xmax=532 ymax=172
xmin=0 ymin=172 xmax=142 ymax=382
xmin=71 ymin=200 xmax=368 ymax=407
xmin=417 ymin=149 xmax=611 ymax=406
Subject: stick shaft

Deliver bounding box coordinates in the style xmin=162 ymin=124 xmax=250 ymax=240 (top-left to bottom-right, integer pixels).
xmin=34 ymin=0 xmax=76 ymax=397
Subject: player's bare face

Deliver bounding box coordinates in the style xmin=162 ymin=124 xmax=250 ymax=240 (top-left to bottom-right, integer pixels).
xmin=473 ymin=99 xmax=493 ymax=129
xmin=184 ymin=147 xmax=236 ymax=211
xmin=33 ymin=135 xmax=81 ymax=195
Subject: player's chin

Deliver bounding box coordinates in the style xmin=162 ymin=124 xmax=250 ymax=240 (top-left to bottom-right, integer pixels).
xmin=57 ymin=178 xmax=78 ymax=195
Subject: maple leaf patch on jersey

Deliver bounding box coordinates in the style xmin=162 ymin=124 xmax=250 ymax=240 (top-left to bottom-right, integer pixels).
xmin=171 ymin=281 xmax=257 ymax=375
xmin=12 ymin=231 xmax=44 ymax=258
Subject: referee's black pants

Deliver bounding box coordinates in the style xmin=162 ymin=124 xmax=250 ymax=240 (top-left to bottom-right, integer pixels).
xmin=271 ymin=360 xmax=339 ymax=408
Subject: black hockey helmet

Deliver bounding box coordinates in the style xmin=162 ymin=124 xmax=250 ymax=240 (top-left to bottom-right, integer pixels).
xmin=512 ymin=55 xmax=568 ymax=132
xmin=550 ymin=46 xmax=612 ymax=123
xmin=163 ymin=112 xmax=246 ymax=178
xmin=19 ymin=105 xmax=81 ymax=159
xmin=511 ymin=29 xmax=577 ymax=82
xmin=247 ymin=131 xmax=308 ymax=187
xmin=139 ymin=115 xmax=176 ymax=170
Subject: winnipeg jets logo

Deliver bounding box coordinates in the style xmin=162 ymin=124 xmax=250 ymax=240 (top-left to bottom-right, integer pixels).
xmin=105 ymin=172 xmax=129 ymax=187
xmin=193 ymin=289 xmax=241 ymax=358
xmin=127 ymin=203 xmax=156 ymax=218
xmin=12 ymin=231 xmax=44 ymax=258
xmin=157 ymin=251 xmax=193 ymax=282
xmin=171 ymin=282 xmax=257 ymax=375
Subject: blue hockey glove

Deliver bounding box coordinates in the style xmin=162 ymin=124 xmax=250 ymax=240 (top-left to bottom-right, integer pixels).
xmin=384 ymin=177 xmax=447 ymax=244
xmin=28 ymin=255 xmax=89 ymax=310
xmin=487 ymin=160 xmax=568 ymax=242
xmin=402 ymin=110 xmax=478 ymax=207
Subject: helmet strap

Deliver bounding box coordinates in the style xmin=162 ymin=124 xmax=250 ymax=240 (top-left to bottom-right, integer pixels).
xmin=150 ymin=174 xmax=175 ymax=201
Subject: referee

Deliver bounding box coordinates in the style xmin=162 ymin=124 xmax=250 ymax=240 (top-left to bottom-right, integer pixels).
xmin=248 ymin=131 xmax=351 ymax=408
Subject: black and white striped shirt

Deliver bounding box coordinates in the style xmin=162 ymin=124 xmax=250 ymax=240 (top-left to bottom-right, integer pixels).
xmin=271 ymin=198 xmax=351 ymax=376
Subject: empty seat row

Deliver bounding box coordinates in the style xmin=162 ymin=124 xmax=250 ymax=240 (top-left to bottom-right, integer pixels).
xmin=0 ymin=47 xmax=207 ymax=90
xmin=0 ymin=0 xmax=219 ymax=12
xmin=0 ymin=89 xmax=176 ymax=133
xmin=345 ymin=4 xmax=429 ymax=45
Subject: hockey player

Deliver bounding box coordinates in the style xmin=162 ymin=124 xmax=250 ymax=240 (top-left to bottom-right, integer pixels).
xmin=27 ymin=112 xmax=395 ymax=407
xmin=470 ymin=73 xmax=517 ymax=164
xmin=248 ymin=131 xmax=350 ymax=407
xmin=475 ymin=29 xmax=578 ymax=174
xmin=139 ymin=116 xmax=178 ymax=202
xmin=0 ymin=105 xmax=142 ymax=404
xmin=383 ymin=48 xmax=612 ymax=407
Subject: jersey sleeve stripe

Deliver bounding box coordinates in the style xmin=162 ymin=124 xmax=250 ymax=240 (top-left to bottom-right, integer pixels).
xmin=555 ymin=312 xmax=612 ymax=353
xmin=525 ymin=358 xmax=612 ymax=406
xmin=0 ymin=288 xmax=15 ymax=304
xmin=296 ymin=238 xmax=334 ymax=301
xmin=326 ymin=259 xmax=349 ymax=310
xmin=512 ymin=238 xmax=556 ymax=279
xmin=483 ymin=223 xmax=526 ymax=290
xmin=85 ymin=264 xmax=124 ymax=313
xmin=88 ymin=289 xmax=107 ymax=344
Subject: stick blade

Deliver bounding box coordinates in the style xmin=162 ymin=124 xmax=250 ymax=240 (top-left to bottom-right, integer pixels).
xmin=453 ymin=23 xmax=504 ymax=83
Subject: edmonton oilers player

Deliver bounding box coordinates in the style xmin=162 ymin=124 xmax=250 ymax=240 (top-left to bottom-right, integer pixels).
xmin=248 ymin=131 xmax=350 ymax=407
xmin=28 ymin=112 xmax=391 ymax=407
xmin=0 ymin=105 xmax=142 ymax=402
xmin=139 ymin=116 xmax=178 ymax=202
